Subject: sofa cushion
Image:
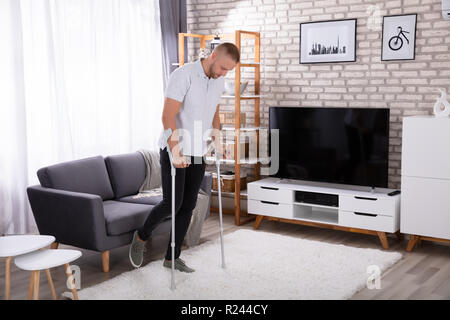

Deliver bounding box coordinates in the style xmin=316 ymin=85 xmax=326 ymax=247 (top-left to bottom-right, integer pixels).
xmin=37 ymin=156 xmax=115 ymax=200
xmin=103 ymin=200 xmax=153 ymax=236
xmin=118 ymin=193 xmax=162 ymax=206
xmin=104 ymin=152 xmax=146 ymax=199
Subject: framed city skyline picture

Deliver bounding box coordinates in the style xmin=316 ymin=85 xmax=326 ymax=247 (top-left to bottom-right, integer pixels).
xmin=299 ymin=19 xmax=357 ymax=64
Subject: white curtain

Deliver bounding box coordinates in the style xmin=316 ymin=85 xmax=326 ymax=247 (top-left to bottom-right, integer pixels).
xmin=0 ymin=0 xmax=165 ymax=235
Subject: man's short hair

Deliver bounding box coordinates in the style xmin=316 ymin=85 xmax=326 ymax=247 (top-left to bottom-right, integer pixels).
xmin=215 ymin=42 xmax=240 ymax=63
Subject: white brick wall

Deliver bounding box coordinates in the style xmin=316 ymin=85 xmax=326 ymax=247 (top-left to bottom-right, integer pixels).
xmin=186 ymin=0 xmax=450 ymax=189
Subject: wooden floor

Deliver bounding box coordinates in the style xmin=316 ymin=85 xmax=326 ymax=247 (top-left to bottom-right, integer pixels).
xmin=2 ymin=213 xmax=450 ymax=300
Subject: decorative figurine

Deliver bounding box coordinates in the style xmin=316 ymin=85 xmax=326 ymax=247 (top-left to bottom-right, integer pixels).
xmin=433 ymin=88 xmax=450 ymax=117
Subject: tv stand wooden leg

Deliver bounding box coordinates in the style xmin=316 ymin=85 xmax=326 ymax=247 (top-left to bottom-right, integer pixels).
xmin=377 ymin=232 xmax=389 ymax=249
xmin=254 ymin=215 xmax=264 ymax=230
xmin=406 ymin=235 xmax=419 ymax=252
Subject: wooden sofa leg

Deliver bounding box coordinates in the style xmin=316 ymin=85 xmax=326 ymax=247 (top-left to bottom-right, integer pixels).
xmin=102 ymin=251 xmax=110 ymax=273
xmin=50 ymin=242 xmax=59 ymax=249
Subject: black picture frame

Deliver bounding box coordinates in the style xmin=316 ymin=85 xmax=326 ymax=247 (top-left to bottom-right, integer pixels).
xmin=299 ymin=18 xmax=357 ymax=64
xmin=381 ymin=14 xmax=417 ymax=61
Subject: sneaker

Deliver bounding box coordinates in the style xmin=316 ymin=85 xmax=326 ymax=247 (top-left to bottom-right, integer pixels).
xmin=163 ymin=258 xmax=195 ymax=273
xmin=129 ymin=230 xmax=146 ymax=268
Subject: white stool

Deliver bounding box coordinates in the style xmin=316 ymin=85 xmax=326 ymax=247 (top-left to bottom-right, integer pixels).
xmin=0 ymin=235 xmax=55 ymax=300
xmin=15 ymin=249 xmax=82 ymax=300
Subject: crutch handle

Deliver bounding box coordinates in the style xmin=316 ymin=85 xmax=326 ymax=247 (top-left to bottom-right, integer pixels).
xmin=159 ymin=128 xmax=176 ymax=175
xmin=166 ymin=147 xmax=176 ymax=176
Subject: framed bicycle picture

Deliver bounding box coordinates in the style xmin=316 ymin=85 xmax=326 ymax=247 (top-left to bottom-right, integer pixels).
xmin=299 ymin=19 xmax=357 ymax=64
xmin=381 ymin=14 xmax=417 ymax=61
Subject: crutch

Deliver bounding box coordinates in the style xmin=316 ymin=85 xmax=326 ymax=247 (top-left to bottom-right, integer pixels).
xmin=167 ymin=146 xmax=176 ymax=290
xmin=160 ymin=129 xmax=176 ymax=290
xmin=214 ymin=144 xmax=226 ymax=269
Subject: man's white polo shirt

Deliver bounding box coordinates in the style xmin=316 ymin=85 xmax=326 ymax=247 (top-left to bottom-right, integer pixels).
xmin=159 ymin=58 xmax=225 ymax=157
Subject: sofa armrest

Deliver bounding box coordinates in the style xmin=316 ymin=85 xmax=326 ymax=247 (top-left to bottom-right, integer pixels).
xmin=200 ymin=172 xmax=212 ymax=195
xmin=200 ymin=172 xmax=212 ymax=218
xmin=27 ymin=185 xmax=107 ymax=251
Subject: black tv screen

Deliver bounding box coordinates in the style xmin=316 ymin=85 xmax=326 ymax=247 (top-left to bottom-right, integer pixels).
xmin=269 ymin=107 xmax=390 ymax=188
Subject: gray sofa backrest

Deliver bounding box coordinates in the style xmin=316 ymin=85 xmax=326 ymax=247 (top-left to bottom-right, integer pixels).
xmin=37 ymin=156 xmax=115 ymax=200
xmin=104 ymin=152 xmax=146 ymax=198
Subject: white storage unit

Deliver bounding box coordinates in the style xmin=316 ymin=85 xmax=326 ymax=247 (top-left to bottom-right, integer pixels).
xmin=248 ymin=177 xmax=401 ymax=249
xmin=400 ymin=116 xmax=450 ymax=247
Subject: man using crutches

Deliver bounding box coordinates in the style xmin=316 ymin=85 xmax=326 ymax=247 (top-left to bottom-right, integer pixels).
xmin=129 ymin=43 xmax=239 ymax=277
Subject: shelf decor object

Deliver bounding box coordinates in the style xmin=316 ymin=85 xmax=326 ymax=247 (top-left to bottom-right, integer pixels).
xmin=433 ymin=88 xmax=450 ymax=117
xmin=224 ymin=80 xmax=248 ymax=95
xmin=299 ymin=19 xmax=357 ymax=64
xmin=177 ymin=30 xmax=262 ymax=226
xmin=210 ymin=34 xmax=221 ymax=52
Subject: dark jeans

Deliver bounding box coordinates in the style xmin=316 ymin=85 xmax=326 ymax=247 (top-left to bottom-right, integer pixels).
xmin=137 ymin=148 xmax=206 ymax=260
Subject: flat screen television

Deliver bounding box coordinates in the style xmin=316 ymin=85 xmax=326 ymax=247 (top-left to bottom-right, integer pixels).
xmin=269 ymin=107 xmax=390 ymax=188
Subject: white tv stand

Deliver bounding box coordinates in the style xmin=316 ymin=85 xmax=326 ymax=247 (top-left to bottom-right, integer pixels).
xmin=248 ymin=178 xmax=401 ymax=249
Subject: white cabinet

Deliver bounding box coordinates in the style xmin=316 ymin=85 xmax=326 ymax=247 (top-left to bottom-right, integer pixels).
xmin=401 ymin=116 xmax=450 ymax=180
xmin=401 ymin=176 xmax=450 ymax=239
xmin=248 ymin=178 xmax=401 ymax=248
xmin=401 ymin=116 xmax=450 ymax=242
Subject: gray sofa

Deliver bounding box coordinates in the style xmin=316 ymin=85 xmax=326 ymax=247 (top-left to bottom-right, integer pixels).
xmin=27 ymin=152 xmax=212 ymax=272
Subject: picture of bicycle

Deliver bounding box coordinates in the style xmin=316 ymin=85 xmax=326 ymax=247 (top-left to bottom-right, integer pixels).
xmin=382 ymin=14 xmax=417 ymax=61
xmin=388 ymin=26 xmax=410 ymax=51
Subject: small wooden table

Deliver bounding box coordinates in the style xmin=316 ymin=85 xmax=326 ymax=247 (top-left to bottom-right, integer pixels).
xmin=15 ymin=249 xmax=82 ymax=300
xmin=0 ymin=235 xmax=55 ymax=300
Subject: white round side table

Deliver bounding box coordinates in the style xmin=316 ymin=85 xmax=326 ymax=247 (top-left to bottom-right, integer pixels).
xmin=0 ymin=235 xmax=55 ymax=300
xmin=15 ymin=249 xmax=82 ymax=300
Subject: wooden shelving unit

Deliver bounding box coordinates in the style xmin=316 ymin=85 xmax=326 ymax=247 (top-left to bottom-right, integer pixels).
xmin=178 ymin=30 xmax=262 ymax=226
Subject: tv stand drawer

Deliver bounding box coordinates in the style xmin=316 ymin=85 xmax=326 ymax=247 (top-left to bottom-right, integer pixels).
xmin=248 ymin=199 xmax=293 ymax=219
xmin=339 ymin=210 xmax=395 ymax=233
xmin=340 ymin=195 xmax=396 ymax=216
xmin=248 ymin=184 xmax=293 ymax=203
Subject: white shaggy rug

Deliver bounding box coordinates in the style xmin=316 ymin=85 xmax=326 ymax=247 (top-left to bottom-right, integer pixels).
xmin=68 ymin=229 xmax=402 ymax=300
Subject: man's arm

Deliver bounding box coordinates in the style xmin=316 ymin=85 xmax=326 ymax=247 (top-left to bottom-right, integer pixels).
xmin=162 ymin=97 xmax=188 ymax=168
xmin=211 ymin=104 xmax=223 ymax=156
xmin=212 ymin=104 xmax=220 ymax=131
